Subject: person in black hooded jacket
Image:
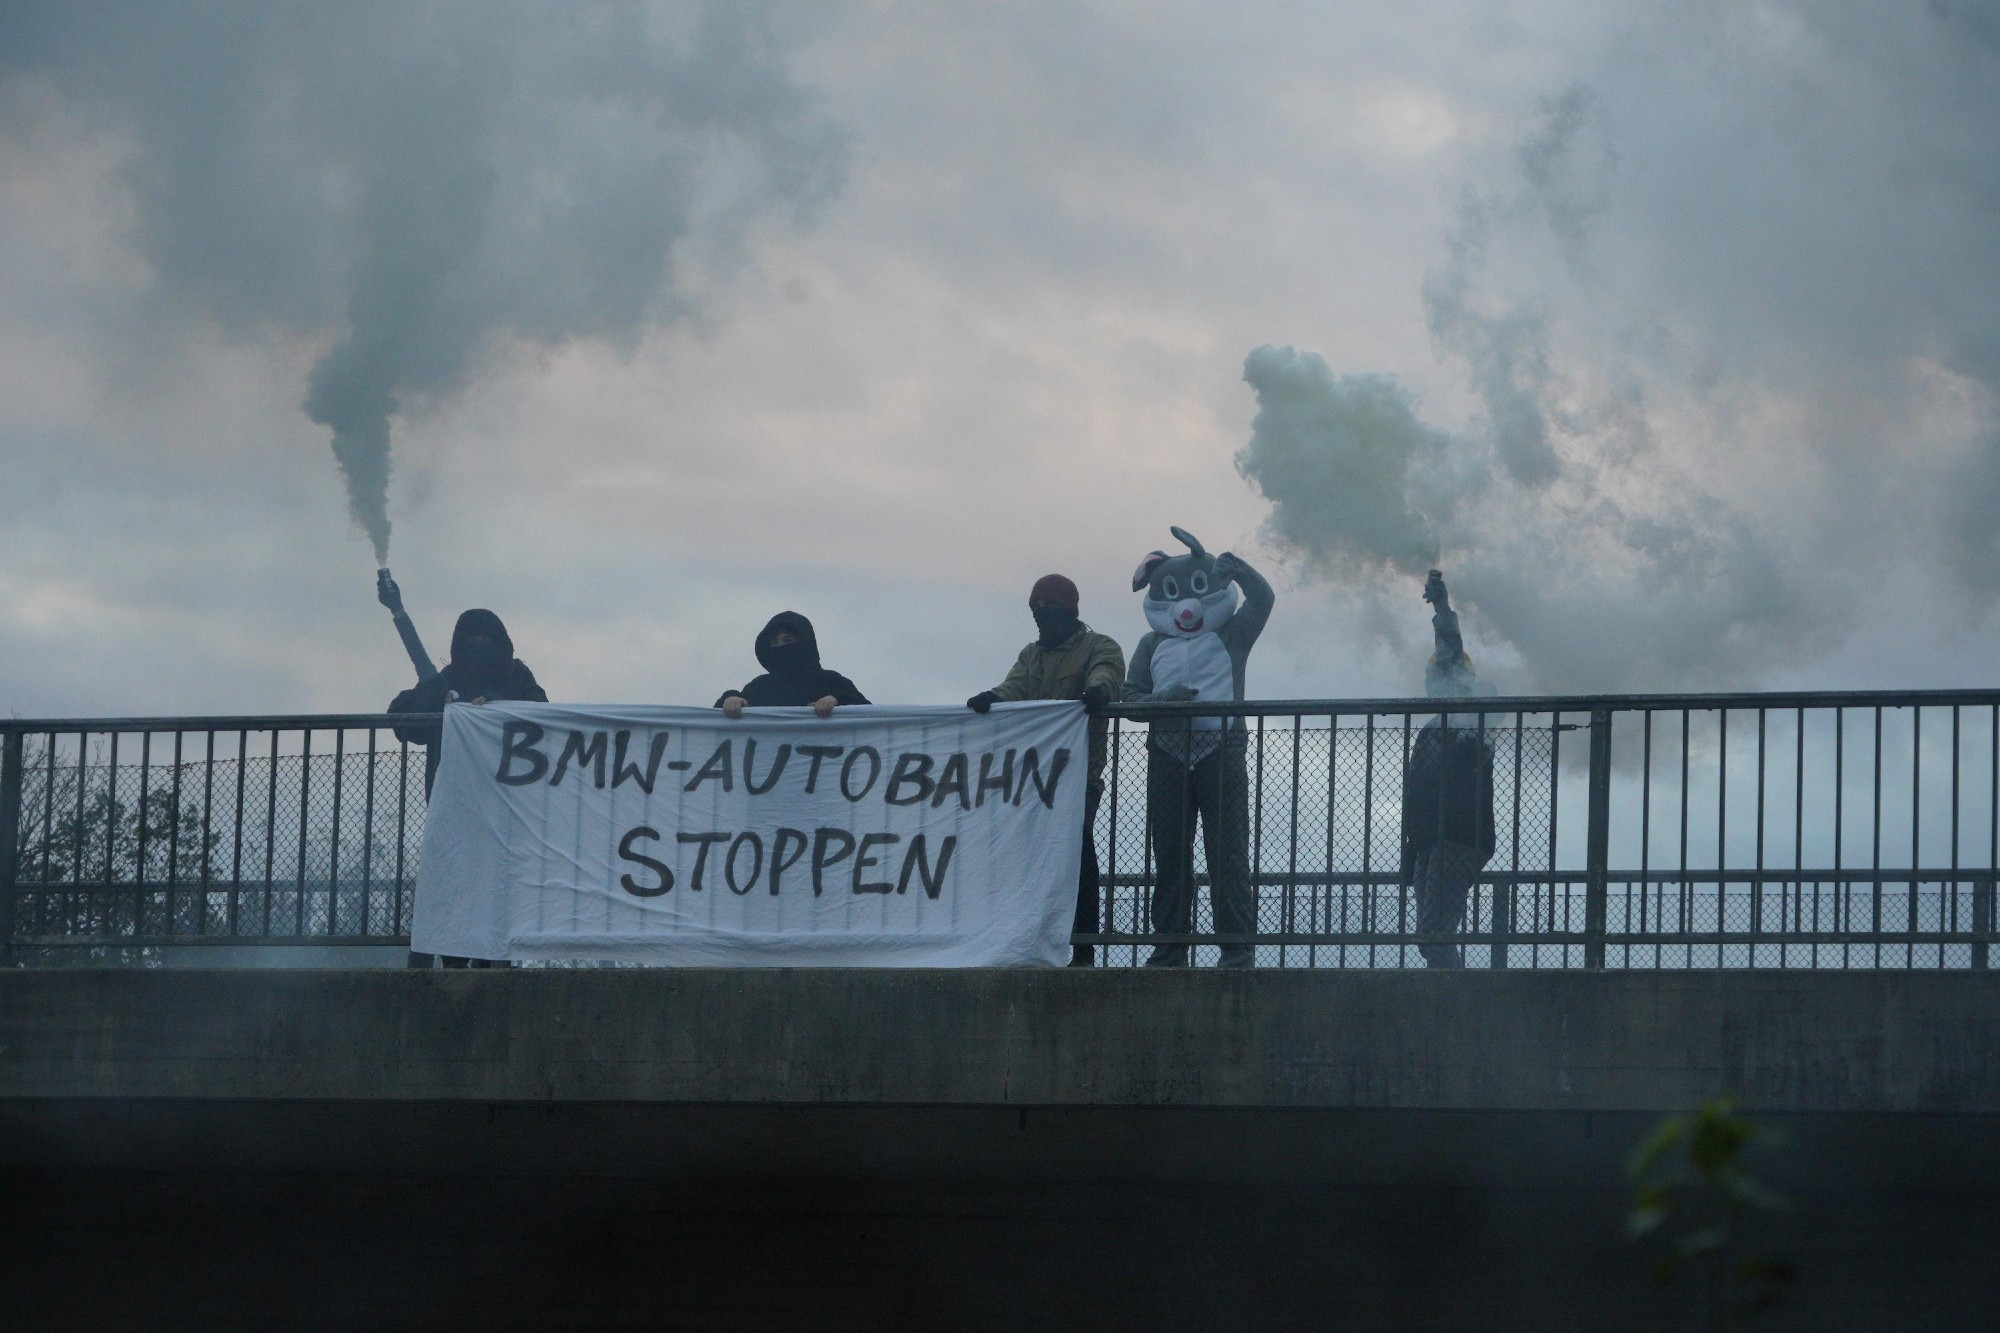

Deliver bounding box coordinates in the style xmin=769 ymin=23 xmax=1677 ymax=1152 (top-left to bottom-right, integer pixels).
xmin=388 ymin=608 xmax=549 ymax=796
xmin=1398 ymin=572 xmax=1496 ymax=969
xmin=389 ymin=608 xmax=546 ymax=970
xmin=716 ymin=611 xmax=868 ymax=718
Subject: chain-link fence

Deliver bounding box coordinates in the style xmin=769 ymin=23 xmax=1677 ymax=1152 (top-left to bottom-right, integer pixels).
xmin=3 ymin=694 xmax=1997 ymax=967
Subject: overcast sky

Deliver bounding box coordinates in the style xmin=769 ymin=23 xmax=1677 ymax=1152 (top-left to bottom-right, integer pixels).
xmin=1 ymin=1 xmax=1996 ymax=717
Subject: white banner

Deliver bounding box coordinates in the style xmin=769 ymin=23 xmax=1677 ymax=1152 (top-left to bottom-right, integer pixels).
xmin=411 ymin=701 xmax=1087 ymax=966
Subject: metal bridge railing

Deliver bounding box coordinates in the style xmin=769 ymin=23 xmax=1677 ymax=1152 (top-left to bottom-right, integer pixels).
xmin=4 ymin=690 xmax=1998 ymax=968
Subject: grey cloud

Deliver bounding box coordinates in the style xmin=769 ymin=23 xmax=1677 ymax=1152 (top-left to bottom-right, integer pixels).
xmin=0 ymin=1 xmax=845 ymax=561
xmin=1236 ymin=345 xmax=1453 ymax=576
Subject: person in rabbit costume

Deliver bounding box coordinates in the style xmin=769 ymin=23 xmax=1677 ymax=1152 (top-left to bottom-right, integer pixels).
xmin=1122 ymin=527 xmax=1275 ymax=968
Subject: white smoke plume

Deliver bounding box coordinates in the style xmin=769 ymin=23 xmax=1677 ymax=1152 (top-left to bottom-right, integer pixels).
xmin=1239 ymin=6 xmax=2000 ymax=694
xmin=1237 ymin=91 xmax=1782 ymax=691
xmin=0 ymin=1 xmax=845 ymax=562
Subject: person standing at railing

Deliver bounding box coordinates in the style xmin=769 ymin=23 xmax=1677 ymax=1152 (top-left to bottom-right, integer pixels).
xmin=1400 ymin=571 xmax=1496 ymax=969
xmin=388 ymin=607 xmax=548 ymax=969
xmin=967 ymin=574 xmax=1125 ymax=967
xmin=714 ymin=612 xmax=869 ymax=718
xmin=1123 ymin=529 xmax=1275 ymax=969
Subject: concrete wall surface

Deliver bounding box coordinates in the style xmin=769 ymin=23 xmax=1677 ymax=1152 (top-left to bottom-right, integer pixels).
xmin=5 ymin=968 xmax=1997 ymax=1330
xmin=3 ymin=967 xmax=1997 ymax=1112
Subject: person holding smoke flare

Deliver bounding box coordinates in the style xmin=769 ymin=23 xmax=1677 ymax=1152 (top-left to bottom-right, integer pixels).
xmin=388 ymin=607 xmax=548 ymax=968
xmin=1398 ymin=570 xmax=1497 ymax=969
xmin=715 ymin=612 xmax=868 ymax=717
xmin=967 ymin=574 xmax=1126 ymax=967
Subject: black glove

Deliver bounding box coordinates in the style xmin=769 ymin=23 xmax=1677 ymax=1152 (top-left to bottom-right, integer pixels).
xmin=967 ymin=690 xmax=1000 ymax=714
xmin=1081 ymin=684 xmax=1111 ymax=713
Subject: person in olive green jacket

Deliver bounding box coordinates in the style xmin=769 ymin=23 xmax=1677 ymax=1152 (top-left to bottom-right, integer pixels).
xmin=968 ymin=574 xmax=1126 ymax=966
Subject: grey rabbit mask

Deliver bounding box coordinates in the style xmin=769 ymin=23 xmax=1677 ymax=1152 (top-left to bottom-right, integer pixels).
xmin=1132 ymin=526 xmax=1239 ymax=640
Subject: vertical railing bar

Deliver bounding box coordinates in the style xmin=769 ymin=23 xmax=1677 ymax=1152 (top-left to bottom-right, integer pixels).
xmin=1717 ymin=708 xmax=1727 ymax=970
xmin=328 ymin=728 xmax=344 ymax=937
xmin=1148 ymin=717 xmax=1167 ymax=964
xmin=1398 ymin=711 xmax=1412 ymax=970
xmin=1910 ymin=706 xmax=1921 ymax=968
xmin=105 ymin=732 xmax=120 ymax=921
xmin=1983 ymin=704 xmax=1998 ymax=971
xmin=1793 ymin=709 xmax=1805 ymax=967
xmin=1184 ymin=712 xmax=1194 ymax=962
xmin=1102 ymin=717 xmax=1116 ymax=961
xmin=363 ymin=728 xmax=378 ymax=936
xmin=1285 ymin=715 xmax=1301 ymax=969
xmin=1641 ymin=709 xmax=1654 ymax=968
xmin=199 ymin=731 xmax=215 ymax=936
xmin=1251 ymin=715 xmax=1266 ymax=963
xmin=0 ymin=729 xmax=23 ymax=968
xmin=1753 ymin=709 xmax=1766 ymax=967
xmin=1677 ymin=711 xmax=1689 ymax=968
xmin=1833 ymin=709 xmax=1845 ymax=969
xmin=1584 ymin=708 xmax=1611 ymax=970
xmin=1363 ymin=715 xmax=1376 ymax=969
xmin=1327 ymin=717 xmax=1341 ymax=970
xmin=1871 ymin=707 xmax=1883 ymax=967
xmin=71 ymin=733 xmax=88 ymax=901
xmin=394 ymin=738 xmax=411 ymax=939
xmin=1951 ymin=705 xmax=1962 ymax=964
xmin=296 ymin=727 xmax=312 ymax=936
xmin=167 ymin=730 xmax=183 ymax=938
xmin=230 ymin=730 xmax=247 ymax=936
xmin=135 ymin=732 xmax=151 ymax=937
xmin=36 ymin=730 xmax=56 ymax=938
xmin=262 ymin=729 xmax=278 ymax=937
xmin=1548 ymin=712 xmax=1561 ymax=967
xmin=1493 ymin=709 xmax=1523 ymax=971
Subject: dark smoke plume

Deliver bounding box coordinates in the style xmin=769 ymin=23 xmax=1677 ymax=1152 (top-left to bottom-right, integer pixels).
xmin=0 ymin=1 xmax=846 ymax=561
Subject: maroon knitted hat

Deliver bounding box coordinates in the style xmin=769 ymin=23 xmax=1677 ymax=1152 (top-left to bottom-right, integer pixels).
xmin=1028 ymin=574 xmax=1080 ymax=614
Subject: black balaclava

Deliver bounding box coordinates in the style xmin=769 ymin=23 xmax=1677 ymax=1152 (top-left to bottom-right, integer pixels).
xmin=1032 ymin=604 xmax=1080 ymax=647
xmin=1029 ymin=574 xmax=1082 ymax=648
xmin=754 ymin=611 xmax=823 ymax=679
xmin=450 ymin=609 xmax=513 ymax=678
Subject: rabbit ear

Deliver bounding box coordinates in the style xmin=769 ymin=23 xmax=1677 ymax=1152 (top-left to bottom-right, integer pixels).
xmin=1169 ymin=525 xmax=1205 ymax=557
xmin=1132 ymin=551 xmax=1168 ymax=591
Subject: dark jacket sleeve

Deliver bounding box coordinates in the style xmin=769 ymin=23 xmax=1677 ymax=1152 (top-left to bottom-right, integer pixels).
xmin=824 ymin=673 xmax=869 ymax=706
xmin=507 ymin=662 xmax=549 ymax=703
xmin=388 ymin=675 xmax=449 ymax=745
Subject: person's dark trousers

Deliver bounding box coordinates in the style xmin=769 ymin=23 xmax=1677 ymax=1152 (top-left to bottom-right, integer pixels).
xmin=1144 ymin=737 xmax=1255 ymax=968
xmin=1071 ymin=780 xmax=1104 ymax=966
xmin=1412 ymin=840 xmax=1482 ymax=968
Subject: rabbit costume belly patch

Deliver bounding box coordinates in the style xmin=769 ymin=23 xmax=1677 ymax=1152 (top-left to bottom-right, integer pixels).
xmin=1149 ymin=633 xmax=1234 ymax=761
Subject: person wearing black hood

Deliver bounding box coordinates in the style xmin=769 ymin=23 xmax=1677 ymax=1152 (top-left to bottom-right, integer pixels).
xmin=388 ymin=608 xmax=548 ymax=970
xmin=389 ymin=609 xmax=549 ymax=793
xmin=716 ymin=611 xmax=868 ymax=718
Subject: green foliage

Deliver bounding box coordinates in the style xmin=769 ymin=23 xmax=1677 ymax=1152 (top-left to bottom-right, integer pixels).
xmin=1629 ymin=1098 xmax=1798 ymax=1328
xmin=13 ymin=740 xmax=219 ymax=951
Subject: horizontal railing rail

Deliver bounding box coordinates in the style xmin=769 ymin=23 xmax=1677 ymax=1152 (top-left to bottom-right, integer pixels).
xmin=5 ymin=691 xmax=2000 ymax=969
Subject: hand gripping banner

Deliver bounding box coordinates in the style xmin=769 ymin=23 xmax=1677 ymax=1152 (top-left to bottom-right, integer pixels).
xmin=411 ymin=701 xmax=1088 ymax=966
